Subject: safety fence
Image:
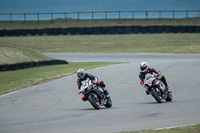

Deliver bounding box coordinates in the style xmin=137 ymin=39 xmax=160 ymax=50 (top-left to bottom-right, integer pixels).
xmin=0 ymin=25 xmax=200 ymax=36
xmin=0 ymin=60 xmax=68 ymax=71
xmin=0 ymin=10 xmax=200 ymax=21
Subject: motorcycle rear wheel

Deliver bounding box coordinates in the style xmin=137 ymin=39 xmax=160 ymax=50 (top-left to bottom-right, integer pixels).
xmin=166 ymin=93 xmax=173 ymax=102
xmin=105 ymin=97 xmax=112 ymax=108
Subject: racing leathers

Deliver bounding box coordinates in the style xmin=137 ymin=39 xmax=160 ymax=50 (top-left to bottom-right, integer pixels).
xmin=139 ymin=67 xmax=171 ymax=95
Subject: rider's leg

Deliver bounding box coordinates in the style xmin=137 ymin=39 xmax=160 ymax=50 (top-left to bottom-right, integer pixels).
xmin=160 ymin=75 xmax=172 ymax=93
xmin=97 ymin=80 xmax=109 ymax=97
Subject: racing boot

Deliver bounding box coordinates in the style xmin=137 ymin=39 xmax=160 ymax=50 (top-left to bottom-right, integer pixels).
xmin=103 ymin=89 xmax=110 ymax=98
xmin=145 ymin=88 xmax=150 ymax=95
xmin=166 ymin=86 xmax=172 ymax=93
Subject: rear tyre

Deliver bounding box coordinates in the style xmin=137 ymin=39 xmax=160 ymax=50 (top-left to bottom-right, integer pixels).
xmin=105 ymin=97 xmax=112 ymax=108
xmin=166 ymin=93 xmax=173 ymax=102
xmin=88 ymin=94 xmax=100 ymax=110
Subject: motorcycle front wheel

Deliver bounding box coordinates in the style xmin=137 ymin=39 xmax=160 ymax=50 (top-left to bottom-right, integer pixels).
xmin=151 ymin=88 xmax=164 ymax=103
xmin=88 ymin=94 xmax=100 ymax=110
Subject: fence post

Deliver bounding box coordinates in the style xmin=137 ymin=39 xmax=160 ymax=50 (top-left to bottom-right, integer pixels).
xmin=65 ymin=13 xmax=67 ymax=22
xmin=92 ymin=12 xmax=94 ymax=20
xmin=24 ymin=13 xmax=26 ymax=23
xmin=159 ymin=11 xmax=161 ymax=19
xmin=10 ymin=13 xmax=12 ymax=23
xmin=37 ymin=13 xmax=40 ymax=23
xmin=199 ymin=10 xmax=200 ymax=17
xmin=78 ymin=12 xmax=80 ymax=20
xmin=132 ymin=11 xmax=134 ymax=19
xmin=186 ymin=10 xmax=188 ymax=18
xmin=145 ymin=11 xmax=148 ymax=19
xmin=51 ymin=13 xmax=53 ymax=23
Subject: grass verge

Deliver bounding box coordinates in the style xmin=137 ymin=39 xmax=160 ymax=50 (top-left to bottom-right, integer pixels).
xmin=119 ymin=124 xmax=200 ymax=133
xmin=0 ymin=62 xmax=121 ymax=95
xmin=1 ymin=18 xmax=200 ymax=29
xmin=0 ymin=45 xmax=52 ymax=64
xmin=0 ymin=34 xmax=200 ymax=54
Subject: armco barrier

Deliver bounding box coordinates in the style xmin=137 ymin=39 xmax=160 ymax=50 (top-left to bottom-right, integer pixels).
xmin=0 ymin=60 xmax=68 ymax=71
xmin=1 ymin=26 xmax=200 ymax=36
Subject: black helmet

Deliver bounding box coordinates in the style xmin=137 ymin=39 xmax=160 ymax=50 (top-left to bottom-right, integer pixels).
xmin=140 ymin=62 xmax=148 ymax=72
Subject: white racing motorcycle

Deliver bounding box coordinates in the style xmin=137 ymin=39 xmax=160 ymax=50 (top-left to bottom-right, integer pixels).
xmin=144 ymin=73 xmax=173 ymax=103
xmin=78 ymin=79 xmax=112 ymax=109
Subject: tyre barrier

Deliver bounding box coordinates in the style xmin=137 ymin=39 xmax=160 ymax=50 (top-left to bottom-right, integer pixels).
xmin=0 ymin=60 xmax=68 ymax=71
xmin=0 ymin=25 xmax=200 ymax=36
xmin=117 ymin=26 xmax=126 ymax=34
xmin=149 ymin=26 xmax=156 ymax=33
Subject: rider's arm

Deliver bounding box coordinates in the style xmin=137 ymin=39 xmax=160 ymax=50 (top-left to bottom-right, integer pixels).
xmin=150 ymin=68 xmax=160 ymax=75
xmin=86 ymin=73 xmax=98 ymax=83
xmin=139 ymin=73 xmax=144 ymax=84
xmin=76 ymin=79 xmax=81 ymax=90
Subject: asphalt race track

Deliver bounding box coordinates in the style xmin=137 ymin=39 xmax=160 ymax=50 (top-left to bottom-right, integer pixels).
xmin=1 ymin=53 xmax=200 ymax=133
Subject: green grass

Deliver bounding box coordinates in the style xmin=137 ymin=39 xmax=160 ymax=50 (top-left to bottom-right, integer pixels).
xmin=1 ymin=18 xmax=200 ymax=29
xmin=0 ymin=62 xmax=120 ymax=95
xmin=119 ymin=124 xmax=200 ymax=133
xmin=0 ymin=45 xmax=52 ymax=64
xmin=0 ymin=34 xmax=200 ymax=54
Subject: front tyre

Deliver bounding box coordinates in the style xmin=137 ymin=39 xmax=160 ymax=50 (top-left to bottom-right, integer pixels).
xmin=151 ymin=88 xmax=164 ymax=103
xmin=88 ymin=94 xmax=100 ymax=110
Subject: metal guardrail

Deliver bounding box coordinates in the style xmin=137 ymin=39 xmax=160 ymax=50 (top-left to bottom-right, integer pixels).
xmin=0 ymin=10 xmax=200 ymax=22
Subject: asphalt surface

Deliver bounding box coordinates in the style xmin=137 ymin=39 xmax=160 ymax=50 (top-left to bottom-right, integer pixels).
xmin=1 ymin=53 xmax=200 ymax=133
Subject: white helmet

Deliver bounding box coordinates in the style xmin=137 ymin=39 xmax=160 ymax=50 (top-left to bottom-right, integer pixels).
xmin=140 ymin=62 xmax=148 ymax=72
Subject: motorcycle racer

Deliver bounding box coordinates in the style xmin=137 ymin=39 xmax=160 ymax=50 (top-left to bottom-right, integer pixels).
xmin=76 ymin=68 xmax=110 ymax=100
xmin=139 ymin=62 xmax=172 ymax=95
